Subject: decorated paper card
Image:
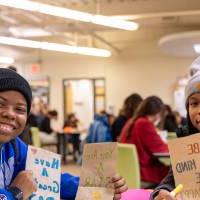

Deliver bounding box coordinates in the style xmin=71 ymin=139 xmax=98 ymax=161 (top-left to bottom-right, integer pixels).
xmin=75 ymin=187 xmax=113 ymax=200
xmin=26 ymin=145 xmax=61 ymax=200
xmin=168 ymin=133 xmax=200 ymax=200
xmin=75 ymin=142 xmax=117 ymax=200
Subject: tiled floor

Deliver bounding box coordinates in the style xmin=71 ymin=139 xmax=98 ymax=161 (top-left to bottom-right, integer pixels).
xmin=61 ymin=162 xmax=81 ymax=176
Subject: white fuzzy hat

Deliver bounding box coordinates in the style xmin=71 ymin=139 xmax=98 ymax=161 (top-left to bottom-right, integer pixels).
xmin=185 ymin=71 xmax=200 ymax=105
xmin=190 ymin=56 xmax=200 ymax=76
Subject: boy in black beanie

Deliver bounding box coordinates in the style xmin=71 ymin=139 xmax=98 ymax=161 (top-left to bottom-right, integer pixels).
xmin=0 ymin=68 xmax=127 ymax=200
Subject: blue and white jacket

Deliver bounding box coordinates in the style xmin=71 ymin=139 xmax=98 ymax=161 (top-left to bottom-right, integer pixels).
xmin=0 ymin=137 xmax=79 ymax=200
xmin=86 ymin=114 xmax=112 ymax=143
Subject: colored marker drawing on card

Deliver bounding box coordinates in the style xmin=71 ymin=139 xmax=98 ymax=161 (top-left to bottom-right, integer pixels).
xmin=26 ymin=145 xmax=61 ymax=200
xmin=92 ymin=191 xmax=102 ymax=200
xmin=75 ymin=186 xmax=113 ymax=200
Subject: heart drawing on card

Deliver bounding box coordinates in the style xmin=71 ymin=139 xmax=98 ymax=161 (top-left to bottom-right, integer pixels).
xmin=31 ymin=148 xmax=37 ymax=154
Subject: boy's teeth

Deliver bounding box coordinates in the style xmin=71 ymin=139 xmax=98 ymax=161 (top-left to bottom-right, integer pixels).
xmin=0 ymin=124 xmax=13 ymax=131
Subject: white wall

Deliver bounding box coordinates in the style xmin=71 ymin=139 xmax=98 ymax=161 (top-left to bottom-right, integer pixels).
xmin=19 ymin=39 xmax=195 ymax=127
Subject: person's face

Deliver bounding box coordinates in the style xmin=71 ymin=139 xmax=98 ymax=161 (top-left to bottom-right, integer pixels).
xmin=0 ymin=91 xmax=27 ymax=143
xmin=188 ymin=93 xmax=200 ymax=131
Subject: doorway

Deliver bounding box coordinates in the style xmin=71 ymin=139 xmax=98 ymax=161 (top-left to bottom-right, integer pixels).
xmin=63 ymin=78 xmax=106 ymax=129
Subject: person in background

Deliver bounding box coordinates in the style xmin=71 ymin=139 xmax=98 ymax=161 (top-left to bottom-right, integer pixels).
xmin=162 ymin=104 xmax=177 ymax=132
xmin=150 ymin=71 xmax=200 ymax=200
xmin=112 ymin=93 xmax=143 ymax=141
xmin=0 ymin=68 xmax=127 ymax=200
xmin=64 ymin=113 xmax=79 ymax=132
xmin=38 ymin=109 xmax=58 ymax=145
xmin=101 ymin=110 xmax=116 ymax=127
xmin=19 ymin=111 xmax=39 ymax=145
xmin=120 ymin=96 xmax=169 ymax=187
xmin=63 ymin=113 xmax=80 ymax=161
xmin=86 ymin=112 xmax=112 ymax=143
xmin=39 ymin=110 xmax=58 ymax=134
xmin=173 ymin=110 xmax=187 ymax=128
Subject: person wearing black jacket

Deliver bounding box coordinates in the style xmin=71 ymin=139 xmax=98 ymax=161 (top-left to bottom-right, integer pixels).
xmin=112 ymin=93 xmax=142 ymax=141
xmin=151 ymin=71 xmax=200 ymax=199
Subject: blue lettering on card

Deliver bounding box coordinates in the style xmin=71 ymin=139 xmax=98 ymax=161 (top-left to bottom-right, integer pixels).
xmin=42 ymin=168 xmax=49 ymax=177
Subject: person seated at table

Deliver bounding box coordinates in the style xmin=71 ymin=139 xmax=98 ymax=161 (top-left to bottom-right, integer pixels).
xmin=119 ymin=96 xmax=169 ymax=187
xmin=63 ymin=113 xmax=81 ymax=161
xmin=174 ymin=110 xmax=187 ymax=128
xmin=162 ymin=104 xmax=177 ymax=132
xmin=86 ymin=112 xmax=112 ymax=143
xmin=112 ymin=93 xmax=143 ymax=141
xmin=64 ymin=113 xmax=79 ymax=133
xmin=39 ymin=109 xmax=58 ymax=145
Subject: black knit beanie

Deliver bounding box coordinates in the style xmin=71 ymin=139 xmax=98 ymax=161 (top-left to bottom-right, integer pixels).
xmin=0 ymin=68 xmax=32 ymax=113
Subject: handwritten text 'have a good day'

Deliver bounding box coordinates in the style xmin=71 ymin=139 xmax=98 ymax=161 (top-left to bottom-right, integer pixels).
xmin=29 ymin=157 xmax=60 ymax=200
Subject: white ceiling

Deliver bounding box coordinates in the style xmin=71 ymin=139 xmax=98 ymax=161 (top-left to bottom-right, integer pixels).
xmin=159 ymin=31 xmax=200 ymax=57
xmin=0 ymin=0 xmax=200 ymax=58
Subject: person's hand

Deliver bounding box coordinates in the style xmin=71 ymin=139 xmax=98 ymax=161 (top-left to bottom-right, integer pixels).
xmin=154 ymin=189 xmax=181 ymax=200
xmin=112 ymin=174 xmax=128 ymax=200
xmin=11 ymin=170 xmax=37 ymax=199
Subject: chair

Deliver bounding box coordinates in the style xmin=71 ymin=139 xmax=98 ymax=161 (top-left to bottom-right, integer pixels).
xmin=117 ymin=143 xmax=140 ymax=188
xmin=30 ymin=127 xmax=41 ymax=147
xmin=167 ymin=132 xmax=177 ymax=140
xmin=30 ymin=127 xmax=57 ymax=151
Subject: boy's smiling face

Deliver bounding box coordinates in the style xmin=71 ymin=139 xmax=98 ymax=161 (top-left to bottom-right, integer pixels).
xmin=0 ymin=90 xmax=27 ymax=143
xmin=189 ymin=93 xmax=200 ymax=131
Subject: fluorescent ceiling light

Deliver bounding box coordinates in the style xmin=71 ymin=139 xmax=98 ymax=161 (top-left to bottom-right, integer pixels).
xmin=194 ymin=44 xmax=200 ymax=54
xmin=0 ymin=36 xmax=111 ymax=57
xmin=0 ymin=56 xmax=14 ymax=64
xmin=9 ymin=27 xmax=52 ymax=37
xmin=0 ymin=0 xmax=139 ymax=31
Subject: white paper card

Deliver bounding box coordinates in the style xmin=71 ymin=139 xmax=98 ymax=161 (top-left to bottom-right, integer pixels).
xmin=26 ymin=145 xmax=61 ymax=200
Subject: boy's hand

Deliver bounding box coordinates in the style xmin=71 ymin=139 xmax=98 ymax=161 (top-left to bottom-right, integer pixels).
xmin=154 ymin=189 xmax=181 ymax=200
xmin=11 ymin=170 xmax=37 ymax=199
xmin=112 ymin=174 xmax=128 ymax=200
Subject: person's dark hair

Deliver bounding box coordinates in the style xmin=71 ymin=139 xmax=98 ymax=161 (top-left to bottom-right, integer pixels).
xmin=159 ymin=104 xmax=176 ymax=130
xmin=133 ymin=96 xmax=164 ymax=121
xmin=122 ymin=93 xmax=143 ymax=118
xmin=67 ymin=113 xmax=75 ymax=120
xmin=165 ymin=104 xmax=173 ymax=115
xmin=48 ymin=110 xmax=58 ymax=117
xmin=125 ymin=96 xmax=164 ymax=139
